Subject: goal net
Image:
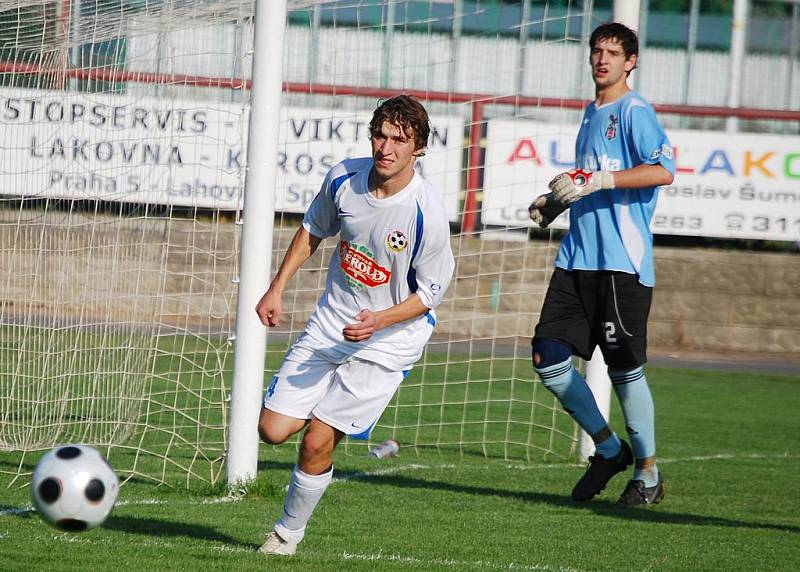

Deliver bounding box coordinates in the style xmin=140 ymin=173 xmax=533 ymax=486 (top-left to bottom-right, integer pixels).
xmin=0 ymin=0 xmax=592 ymax=488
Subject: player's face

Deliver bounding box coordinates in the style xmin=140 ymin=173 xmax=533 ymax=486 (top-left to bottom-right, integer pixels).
xmin=370 ymin=120 xmax=422 ymax=182
xmin=590 ymin=38 xmax=636 ymax=89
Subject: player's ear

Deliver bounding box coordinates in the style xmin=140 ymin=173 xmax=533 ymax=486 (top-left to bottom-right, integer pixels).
xmin=413 ymin=146 xmax=427 ymax=158
xmin=624 ymin=54 xmax=637 ymax=73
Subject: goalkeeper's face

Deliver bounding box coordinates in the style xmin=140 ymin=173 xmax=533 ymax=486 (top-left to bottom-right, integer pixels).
xmin=589 ymin=38 xmax=637 ymax=89
xmin=370 ymin=120 xmax=423 ymax=182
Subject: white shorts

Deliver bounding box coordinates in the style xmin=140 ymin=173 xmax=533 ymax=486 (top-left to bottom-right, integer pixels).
xmin=262 ymin=338 xmax=407 ymax=440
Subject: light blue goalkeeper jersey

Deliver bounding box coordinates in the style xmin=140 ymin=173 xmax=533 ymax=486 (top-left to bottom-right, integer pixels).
xmin=554 ymin=91 xmax=675 ymax=286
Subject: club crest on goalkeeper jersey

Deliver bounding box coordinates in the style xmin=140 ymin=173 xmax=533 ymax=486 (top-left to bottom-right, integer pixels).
xmin=301 ymin=157 xmax=455 ymax=371
xmin=555 ymin=91 xmax=675 ymax=287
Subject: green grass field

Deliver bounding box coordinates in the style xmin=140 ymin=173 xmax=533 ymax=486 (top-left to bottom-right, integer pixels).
xmin=1 ymin=364 xmax=798 ymax=571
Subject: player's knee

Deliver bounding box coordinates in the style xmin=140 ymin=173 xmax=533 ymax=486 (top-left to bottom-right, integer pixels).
xmin=300 ymin=429 xmax=335 ymax=461
xmin=258 ymin=424 xmax=288 ymax=445
xmin=532 ymin=338 xmax=572 ymax=371
xmin=258 ymin=413 xmax=291 ymax=445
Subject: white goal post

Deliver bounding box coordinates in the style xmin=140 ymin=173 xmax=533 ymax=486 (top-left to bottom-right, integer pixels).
xmin=225 ymin=0 xmax=286 ymax=488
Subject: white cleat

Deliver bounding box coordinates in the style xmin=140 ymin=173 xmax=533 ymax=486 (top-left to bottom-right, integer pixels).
xmin=257 ymin=530 xmax=297 ymax=557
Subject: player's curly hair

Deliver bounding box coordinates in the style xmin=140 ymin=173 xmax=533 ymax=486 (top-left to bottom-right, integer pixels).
xmin=369 ymin=95 xmax=430 ymax=155
xmin=590 ymin=22 xmax=639 ymax=60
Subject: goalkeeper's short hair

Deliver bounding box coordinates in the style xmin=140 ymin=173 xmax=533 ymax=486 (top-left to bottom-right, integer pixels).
xmin=589 ymin=22 xmax=639 ymax=60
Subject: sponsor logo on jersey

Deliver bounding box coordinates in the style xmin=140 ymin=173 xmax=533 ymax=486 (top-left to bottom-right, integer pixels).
xmin=649 ymin=144 xmax=673 ymax=161
xmin=386 ymin=230 xmax=408 ymax=252
xmin=339 ymin=240 xmax=391 ymax=288
xmin=605 ymin=114 xmax=618 ymax=140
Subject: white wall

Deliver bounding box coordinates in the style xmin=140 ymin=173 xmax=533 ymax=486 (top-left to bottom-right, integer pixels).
xmin=123 ymin=21 xmax=799 ymax=130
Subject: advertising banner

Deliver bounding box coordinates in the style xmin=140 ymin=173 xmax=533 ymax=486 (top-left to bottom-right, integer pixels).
xmin=483 ymin=119 xmax=800 ymax=241
xmin=0 ymin=89 xmax=463 ymax=221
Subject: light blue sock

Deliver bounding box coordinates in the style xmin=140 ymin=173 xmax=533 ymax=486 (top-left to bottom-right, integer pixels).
xmin=536 ymin=358 xmax=621 ymax=458
xmin=611 ymin=367 xmax=659 ymax=487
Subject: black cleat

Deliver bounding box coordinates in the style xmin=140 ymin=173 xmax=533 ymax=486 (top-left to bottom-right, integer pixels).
xmin=571 ymin=440 xmax=633 ymax=501
xmin=618 ymin=472 xmax=666 ymax=506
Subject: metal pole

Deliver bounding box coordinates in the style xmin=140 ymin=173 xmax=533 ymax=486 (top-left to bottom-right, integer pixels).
xmin=462 ymin=101 xmax=484 ymax=234
xmin=449 ymin=0 xmax=463 ymax=92
xmin=69 ymin=0 xmax=81 ymax=92
xmin=683 ymin=0 xmax=701 ymax=112
xmin=577 ymin=0 xmax=594 ymax=98
xmin=226 ymin=0 xmax=287 ymax=488
xmin=634 ymin=0 xmax=649 ymax=91
xmin=786 ymin=3 xmax=800 ymax=115
xmin=516 ymin=0 xmax=532 ymax=96
xmin=727 ymin=0 xmax=750 ymax=133
xmin=308 ymin=4 xmax=321 ymax=84
xmin=381 ymin=0 xmax=396 ymax=88
xmin=231 ymin=17 xmax=243 ymax=102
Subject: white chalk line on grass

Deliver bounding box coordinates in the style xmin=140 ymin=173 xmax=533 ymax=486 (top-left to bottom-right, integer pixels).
xmin=2 ymin=451 xmax=795 ymax=518
xmin=333 ymin=452 xmax=797 ymax=479
xmin=341 ymin=551 xmax=583 ymax=571
xmin=333 ymin=462 xmax=455 ymax=483
xmin=660 ymin=452 xmax=796 ymax=463
xmin=505 ymin=451 xmax=798 ymax=471
xmin=16 ymin=532 xmax=585 ymax=571
xmin=0 ymin=496 xmax=238 ymax=517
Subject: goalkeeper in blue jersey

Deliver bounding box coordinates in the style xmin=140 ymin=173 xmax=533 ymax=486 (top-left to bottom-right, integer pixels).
xmin=528 ymin=22 xmax=675 ymax=506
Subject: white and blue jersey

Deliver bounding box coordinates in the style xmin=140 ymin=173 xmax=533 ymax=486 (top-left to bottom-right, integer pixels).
xmin=300 ymin=157 xmax=455 ymax=371
xmin=555 ymin=91 xmax=675 ymax=286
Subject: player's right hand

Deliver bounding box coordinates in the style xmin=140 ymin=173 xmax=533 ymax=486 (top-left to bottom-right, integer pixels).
xmin=255 ymin=288 xmax=282 ymax=327
xmin=528 ymin=192 xmax=568 ymax=229
xmin=548 ymin=169 xmax=614 ymax=204
xmin=343 ymin=309 xmax=380 ymax=342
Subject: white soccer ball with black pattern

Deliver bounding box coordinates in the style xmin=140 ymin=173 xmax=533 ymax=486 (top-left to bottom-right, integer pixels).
xmin=30 ymin=444 xmax=119 ymax=532
xmin=386 ymin=230 xmax=408 ymax=252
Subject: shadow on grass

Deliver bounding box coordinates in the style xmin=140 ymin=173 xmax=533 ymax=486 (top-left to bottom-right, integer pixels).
xmin=104 ymin=514 xmax=248 ymax=546
xmin=257 ymin=460 xmax=296 ymax=472
xmin=0 ymin=507 xmax=252 ymax=548
xmin=338 ymin=471 xmax=800 ymax=535
xmin=0 ymin=505 xmax=34 ymax=518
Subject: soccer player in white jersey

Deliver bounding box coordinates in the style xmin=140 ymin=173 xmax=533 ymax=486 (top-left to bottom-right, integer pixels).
xmin=528 ymin=23 xmax=675 ymax=506
xmin=254 ymin=95 xmax=454 ymax=556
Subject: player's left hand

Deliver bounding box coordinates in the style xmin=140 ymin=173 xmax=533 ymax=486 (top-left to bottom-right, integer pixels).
xmin=343 ymin=309 xmax=381 ymax=342
xmin=528 ymin=192 xmax=568 ymax=229
xmin=548 ymin=169 xmax=615 ymax=204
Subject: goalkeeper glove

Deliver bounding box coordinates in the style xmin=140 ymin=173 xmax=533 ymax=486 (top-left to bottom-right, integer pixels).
xmin=528 ymin=192 xmax=568 ymax=229
xmin=548 ymin=169 xmax=615 ymax=204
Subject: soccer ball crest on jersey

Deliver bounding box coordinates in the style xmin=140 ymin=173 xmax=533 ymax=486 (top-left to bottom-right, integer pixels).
xmin=605 ymin=114 xmax=618 ymax=140
xmin=386 ymin=230 xmax=408 ymax=252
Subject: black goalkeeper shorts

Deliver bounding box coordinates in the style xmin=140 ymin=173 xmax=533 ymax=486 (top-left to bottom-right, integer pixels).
xmin=533 ymin=268 xmax=652 ymax=369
